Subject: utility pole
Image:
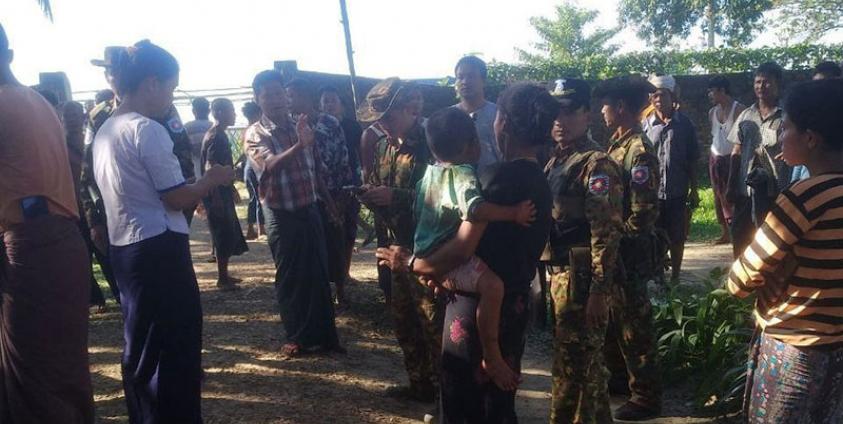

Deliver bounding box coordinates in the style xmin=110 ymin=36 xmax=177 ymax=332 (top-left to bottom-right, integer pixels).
xmin=339 ymin=0 xmax=359 ymax=109
xmin=706 ymin=0 xmax=716 ymax=48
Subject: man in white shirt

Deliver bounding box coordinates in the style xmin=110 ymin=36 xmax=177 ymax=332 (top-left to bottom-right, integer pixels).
xmin=452 ymin=56 xmax=500 ymax=173
xmin=706 ymin=76 xmax=744 ymax=244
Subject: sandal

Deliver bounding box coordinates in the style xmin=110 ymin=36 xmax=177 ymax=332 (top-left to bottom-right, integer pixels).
xmin=280 ymin=343 xmax=301 ymax=359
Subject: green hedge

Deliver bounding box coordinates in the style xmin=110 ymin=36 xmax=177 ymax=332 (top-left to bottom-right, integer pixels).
xmin=488 ymin=43 xmax=843 ymax=83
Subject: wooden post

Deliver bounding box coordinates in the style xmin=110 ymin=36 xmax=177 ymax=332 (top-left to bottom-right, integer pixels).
xmin=339 ymin=0 xmax=359 ymax=109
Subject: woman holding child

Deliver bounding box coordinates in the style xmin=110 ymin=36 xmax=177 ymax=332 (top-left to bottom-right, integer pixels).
xmin=378 ymin=82 xmax=555 ymax=422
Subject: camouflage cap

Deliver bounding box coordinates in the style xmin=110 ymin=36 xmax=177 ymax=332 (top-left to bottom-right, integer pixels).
xmin=356 ymin=77 xmax=408 ymax=123
xmin=90 ymin=46 xmax=126 ymax=68
xmin=550 ymin=78 xmax=591 ymax=111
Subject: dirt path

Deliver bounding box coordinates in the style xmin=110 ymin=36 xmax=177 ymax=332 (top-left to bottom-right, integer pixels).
xmin=89 ymin=220 xmax=737 ymax=423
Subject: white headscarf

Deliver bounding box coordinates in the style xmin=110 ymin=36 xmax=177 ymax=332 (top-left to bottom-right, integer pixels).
xmin=648 ymin=74 xmax=676 ymax=93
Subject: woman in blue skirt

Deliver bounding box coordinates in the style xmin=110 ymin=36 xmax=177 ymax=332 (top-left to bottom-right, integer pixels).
xmin=91 ymin=40 xmax=235 ymax=423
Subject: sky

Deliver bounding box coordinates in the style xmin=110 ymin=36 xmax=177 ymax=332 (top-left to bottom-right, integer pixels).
xmin=2 ymin=0 xmax=840 ymax=102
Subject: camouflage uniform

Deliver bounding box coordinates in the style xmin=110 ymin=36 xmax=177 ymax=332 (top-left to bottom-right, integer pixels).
xmin=605 ymin=128 xmax=663 ymax=410
xmin=160 ymin=105 xmax=196 ymax=184
xmin=367 ymin=121 xmax=441 ymax=393
xmin=545 ymin=136 xmax=623 ymax=424
xmin=82 ymin=101 xmax=196 ymax=228
xmin=79 ymin=100 xmax=115 ymax=231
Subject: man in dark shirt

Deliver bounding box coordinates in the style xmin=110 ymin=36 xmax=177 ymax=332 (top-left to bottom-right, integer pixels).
xmin=320 ymin=85 xmax=363 ymax=288
xmin=643 ymin=75 xmax=699 ymax=282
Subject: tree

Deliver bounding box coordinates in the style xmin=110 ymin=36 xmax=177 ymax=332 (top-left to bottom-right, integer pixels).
xmin=518 ymin=2 xmax=619 ymax=68
xmin=487 ymin=43 xmax=843 ymax=84
xmin=618 ymin=0 xmax=774 ymax=48
xmin=34 ymin=0 xmax=53 ymax=20
xmin=774 ymin=0 xmax=843 ymax=42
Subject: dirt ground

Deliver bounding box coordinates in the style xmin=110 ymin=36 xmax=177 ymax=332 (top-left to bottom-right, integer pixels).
xmin=89 ymin=218 xmax=736 ymax=423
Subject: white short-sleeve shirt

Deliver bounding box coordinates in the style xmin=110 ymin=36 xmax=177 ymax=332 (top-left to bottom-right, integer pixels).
xmin=93 ymin=112 xmax=189 ymax=246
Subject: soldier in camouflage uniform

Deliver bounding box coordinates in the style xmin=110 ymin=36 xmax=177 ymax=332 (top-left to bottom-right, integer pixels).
xmin=595 ymin=77 xmax=663 ymax=421
xmin=544 ymin=79 xmax=623 ymax=424
xmin=84 ymin=46 xmax=196 ymax=236
xmin=357 ymin=78 xmax=441 ymax=403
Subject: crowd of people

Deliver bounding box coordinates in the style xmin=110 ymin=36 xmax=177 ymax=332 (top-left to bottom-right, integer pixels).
xmin=2 ymin=20 xmax=843 ymax=424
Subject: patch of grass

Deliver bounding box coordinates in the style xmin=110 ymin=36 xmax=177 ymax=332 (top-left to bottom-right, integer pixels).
xmin=689 ymin=186 xmax=725 ymax=243
xmin=91 ymin=261 xmax=119 ymax=306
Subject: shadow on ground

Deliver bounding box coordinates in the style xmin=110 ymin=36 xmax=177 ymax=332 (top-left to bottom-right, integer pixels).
xmin=89 ymin=218 xmax=737 ymax=423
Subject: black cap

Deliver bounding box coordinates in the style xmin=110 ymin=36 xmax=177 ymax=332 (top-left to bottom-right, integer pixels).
xmin=550 ymin=78 xmax=591 ymax=110
xmin=593 ymin=75 xmax=655 ymax=113
xmin=594 ymin=75 xmax=655 ymax=99
xmin=90 ymin=46 xmax=125 ymax=68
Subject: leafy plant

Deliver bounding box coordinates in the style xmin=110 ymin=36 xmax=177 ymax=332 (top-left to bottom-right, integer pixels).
xmin=652 ymin=267 xmax=754 ymax=413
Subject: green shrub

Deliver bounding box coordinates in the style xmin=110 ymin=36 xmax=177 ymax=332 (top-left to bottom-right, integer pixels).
xmin=653 ymin=267 xmax=754 ymax=413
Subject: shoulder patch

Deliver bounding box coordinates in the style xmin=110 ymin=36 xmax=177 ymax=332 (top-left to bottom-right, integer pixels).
xmin=167 ymin=117 xmax=185 ymax=133
xmin=588 ymin=174 xmax=610 ymax=195
xmin=631 ymin=165 xmax=650 ymax=185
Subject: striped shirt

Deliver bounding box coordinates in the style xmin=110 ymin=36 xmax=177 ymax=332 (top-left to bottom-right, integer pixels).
xmin=728 ymin=173 xmax=843 ymax=346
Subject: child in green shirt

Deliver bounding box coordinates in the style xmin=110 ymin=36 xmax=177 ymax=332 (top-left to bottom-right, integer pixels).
xmin=415 ymin=108 xmax=535 ymax=390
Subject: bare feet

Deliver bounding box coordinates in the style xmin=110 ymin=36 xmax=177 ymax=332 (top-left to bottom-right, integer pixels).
xmin=245 ymin=226 xmax=258 ymax=240
xmin=482 ymin=358 xmax=520 ymax=391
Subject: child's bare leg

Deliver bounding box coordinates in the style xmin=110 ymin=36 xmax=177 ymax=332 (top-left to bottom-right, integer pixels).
xmin=475 ymin=269 xmax=519 ymax=391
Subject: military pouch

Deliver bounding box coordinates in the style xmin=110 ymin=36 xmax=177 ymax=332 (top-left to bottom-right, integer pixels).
xmin=568 ymin=246 xmax=592 ymax=305
xmin=549 ymin=223 xmax=590 ymax=266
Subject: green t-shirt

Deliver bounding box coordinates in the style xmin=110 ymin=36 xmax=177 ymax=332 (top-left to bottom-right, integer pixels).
xmin=413 ymin=163 xmax=484 ymax=257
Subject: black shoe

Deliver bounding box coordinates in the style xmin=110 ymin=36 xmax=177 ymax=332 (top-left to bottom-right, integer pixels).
xmin=385 ymin=384 xmax=435 ymax=403
xmin=613 ymin=401 xmax=660 ymax=421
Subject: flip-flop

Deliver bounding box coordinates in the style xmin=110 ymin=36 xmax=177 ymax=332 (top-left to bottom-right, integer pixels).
xmin=280 ymin=343 xmax=301 ymax=359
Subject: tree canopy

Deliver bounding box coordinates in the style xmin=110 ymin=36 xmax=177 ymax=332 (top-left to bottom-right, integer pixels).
xmin=774 ymin=0 xmax=843 ymax=42
xmin=489 ymin=43 xmax=843 ymax=84
xmin=617 ymin=0 xmax=774 ymax=48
